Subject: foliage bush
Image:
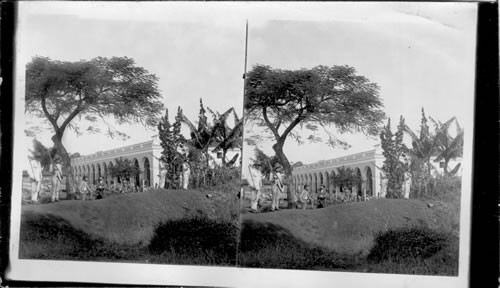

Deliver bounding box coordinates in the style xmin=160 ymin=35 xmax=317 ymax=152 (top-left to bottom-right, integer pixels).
xmin=148 ymin=216 xmax=238 ymax=265
xmin=430 ymin=175 xmax=461 ymax=200
xmin=367 ymin=226 xmax=448 ymax=262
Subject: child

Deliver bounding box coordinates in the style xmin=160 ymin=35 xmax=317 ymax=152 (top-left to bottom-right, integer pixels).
xmin=95 ymin=176 xmax=106 ymax=199
xmin=79 ymin=176 xmax=92 ymax=200
xmin=317 ymin=185 xmax=327 ymax=208
xmin=299 ymin=184 xmax=311 ymax=210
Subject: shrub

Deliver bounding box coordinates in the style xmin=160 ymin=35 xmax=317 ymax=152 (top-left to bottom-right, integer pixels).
xmin=148 ymin=216 xmax=239 ymax=265
xmin=367 ymin=226 xmax=448 ymax=262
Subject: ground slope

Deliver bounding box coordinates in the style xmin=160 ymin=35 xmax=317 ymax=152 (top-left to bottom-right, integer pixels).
xmin=21 ymin=189 xmax=222 ymax=246
xmin=242 ymin=199 xmax=442 ymax=254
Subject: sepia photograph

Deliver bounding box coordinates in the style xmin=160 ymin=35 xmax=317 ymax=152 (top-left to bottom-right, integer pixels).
xmin=6 ymin=2 xmax=478 ymax=288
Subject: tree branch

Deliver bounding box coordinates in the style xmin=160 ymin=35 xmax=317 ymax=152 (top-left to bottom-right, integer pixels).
xmin=40 ymin=94 xmax=60 ymax=132
xmin=262 ymin=107 xmax=281 ymax=141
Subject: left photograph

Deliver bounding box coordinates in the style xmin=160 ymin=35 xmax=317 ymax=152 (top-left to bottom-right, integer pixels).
xmin=17 ymin=4 xmax=243 ymax=265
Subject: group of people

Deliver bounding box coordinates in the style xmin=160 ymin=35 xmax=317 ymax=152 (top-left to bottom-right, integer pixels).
xmin=248 ymin=163 xmax=285 ymax=213
xmin=27 ymin=155 xmax=63 ymax=204
xmin=247 ymin=162 xmax=352 ymax=212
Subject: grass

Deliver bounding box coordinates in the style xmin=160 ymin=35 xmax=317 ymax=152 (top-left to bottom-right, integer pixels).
xmin=18 ymin=175 xmax=461 ymax=275
xmin=238 ymin=221 xmax=357 ymax=270
xmin=237 ymin=221 xmax=458 ymax=275
xmin=149 ymin=215 xmax=238 ymax=266
xmin=19 ymin=179 xmax=240 ymax=265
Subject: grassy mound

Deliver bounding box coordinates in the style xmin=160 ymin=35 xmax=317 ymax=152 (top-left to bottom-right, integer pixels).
xmin=241 ymin=199 xmax=440 ymax=254
xmin=19 ymin=215 xmax=143 ymax=261
xmin=20 ymin=188 xmax=237 ymax=246
xmin=367 ymin=226 xmax=448 ymax=262
xmin=148 ymin=216 xmax=238 ymax=266
xmin=364 ymin=226 xmax=458 ymax=275
xmin=238 ymin=221 xmax=356 ymax=270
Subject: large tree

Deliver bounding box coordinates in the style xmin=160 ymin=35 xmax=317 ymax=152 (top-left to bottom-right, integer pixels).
xmin=245 ymin=64 xmax=385 ymax=207
xmin=25 ymin=56 xmax=163 ymax=195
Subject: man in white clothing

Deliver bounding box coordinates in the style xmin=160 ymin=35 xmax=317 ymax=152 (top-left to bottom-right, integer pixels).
xmin=180 ymin=160 xmax=191 ymax=190
xmin=158 ymin=160 xmax=168 ymax=189
xmin=271 ymin=167 xmax=284 ymax=211
xmin=248 ymin=164 xmax=263 ymax=212
xmin=27 ymin=156 xmax=43 ymax=203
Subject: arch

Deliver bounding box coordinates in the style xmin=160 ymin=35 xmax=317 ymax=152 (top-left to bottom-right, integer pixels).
xmin=143 ymin=157 xmax=151 ymax=187
xmin=97 ymin=163 xmax=102 ymax=179
xmin=133 ymin=158 xmax=140 ymax=187
xmin=103 ymin=162 xmax=107 ymax=184
xmin=108 ymin=161 xmax=114 ymax=183
xmin=91 ymin=164 xmax=96 ymax=185
xmin=365 ymin=166 xmax=373 ymax=197
xmin=86 ymin=164 xmax=91 ymax=182
xmin=313 ymin=173 xmax=318 ymax=194
xmin=355 ymin=167 xmax=362 ymax=196
xmin=323 ymin=171 xmax=329 ymax=193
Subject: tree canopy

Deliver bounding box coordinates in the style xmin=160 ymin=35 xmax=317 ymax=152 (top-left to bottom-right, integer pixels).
xmin=244 ymin=64 xmax=385 ymax=206
xmin=25 ymin=56 xmax=164 ymax=195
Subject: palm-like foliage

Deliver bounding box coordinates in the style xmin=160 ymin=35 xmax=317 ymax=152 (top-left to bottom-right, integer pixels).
xmin=430 ymin=116 xmax=464 ymax=176
xmin=332 ymin=166 xmax=362 ymax=192
xmin=108 ymin=157 xmax=141 ymax=183
xmin=30 ymin=139 xmax=58 ymax=171
xmin=180 ymin=99 xmax=242 ymax=166
xmin=403 ymin=109 xmax=463 ymax=196
xmin=403 ymin=110 xmax=457 ymax=172
xmin=209 ymin=107 xmax=243 ymax=165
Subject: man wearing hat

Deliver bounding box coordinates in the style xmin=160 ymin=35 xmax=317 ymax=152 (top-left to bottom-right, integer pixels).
xmin=271 ymin=164 xmax=284 ymax=211
xmin=50 ymin=157 xmax=63 ymax=202
xmin=248 ymin=162 xmax=263 ymax=212
xmin=27 ymin=155 xmax=43 ymax=203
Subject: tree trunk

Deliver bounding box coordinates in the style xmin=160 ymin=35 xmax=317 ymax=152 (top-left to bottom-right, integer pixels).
xmin=272 ymin=140 xmax=295 ymax=208
xmin=51 ymin=133 xmax=74 ymax=198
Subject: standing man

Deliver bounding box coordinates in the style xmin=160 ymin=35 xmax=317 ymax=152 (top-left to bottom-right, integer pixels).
xmin=271 ymin=166 xmax=284 ymax=211
xmin=180 ymin=160 xmax=191 ymax=190
xmin=248 ymin=164 xmax=263 ymax=213
xmin=50 ymin=157 xmax=63 ymax=202
xmin=27 ymin=156 xmax=43 ymax=203
xmin=158 ymin=160 xmax=168 ymax=189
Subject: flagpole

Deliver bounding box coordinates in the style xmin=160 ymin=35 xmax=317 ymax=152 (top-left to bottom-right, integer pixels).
xmin=243 ymin=20 xmax=248 ymax=83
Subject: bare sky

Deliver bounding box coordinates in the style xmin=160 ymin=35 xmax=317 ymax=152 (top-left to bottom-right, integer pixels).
xmin=16 ymin=2 xmax=477 ymax=171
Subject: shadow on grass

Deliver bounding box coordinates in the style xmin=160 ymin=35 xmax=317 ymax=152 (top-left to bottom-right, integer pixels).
xmin=20 ymin=215 xmax=143 ymax=261
xmin=148 ymin=216 xmax=239 ymax=266
xmin=238 ymin=221 xmax=458 ymax=275
xmin=238 ymin=220 xmax=357 ymax=270
xmin=20 ymin=215 xmax=239 ymax=266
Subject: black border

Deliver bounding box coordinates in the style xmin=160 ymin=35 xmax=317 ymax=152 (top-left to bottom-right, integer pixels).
xmin=469 ymin=2 xmax=499 ymax=288
xmin=1 ymin=2 xmax=499 ymax=287
xmin=1 ymin=1 xmax=16 ymax=286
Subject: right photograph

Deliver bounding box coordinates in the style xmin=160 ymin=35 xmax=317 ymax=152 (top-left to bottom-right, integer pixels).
xmin=238 ymin=4 xmax=476 ymax=275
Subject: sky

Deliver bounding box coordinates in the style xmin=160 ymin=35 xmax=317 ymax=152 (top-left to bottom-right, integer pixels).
xmin=15 ymin=2 xmax=477 ymax=173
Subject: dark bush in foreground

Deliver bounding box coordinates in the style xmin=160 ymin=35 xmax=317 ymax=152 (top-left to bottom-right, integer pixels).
xmin=20 ymin=216 xmax=142 ymax=261
xmin=238 ymin=221 xmax=355 ymax=270
xmin=368 ymin=226 xmax=448 ymax=262
xmin=149 ymin=217 xmax=238 ymax=265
